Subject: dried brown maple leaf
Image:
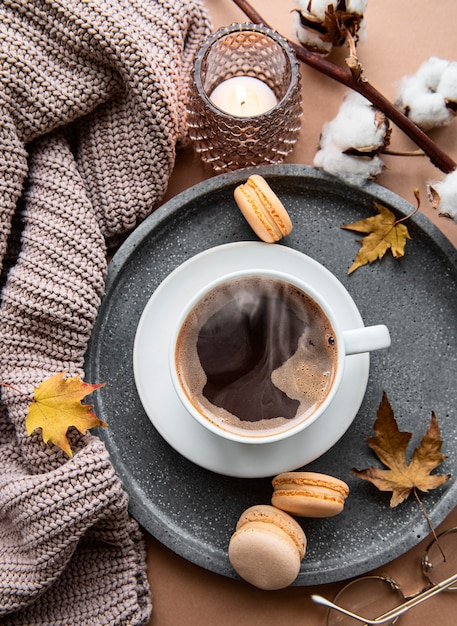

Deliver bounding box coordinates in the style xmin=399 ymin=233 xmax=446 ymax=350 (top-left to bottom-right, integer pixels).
xmin=353 ymin=392 xmax=450 ymax=508
xmin=342 ymin=202 xmax=412 ymax=274
xmin=26 ymin=371 xmax=107 ymax=457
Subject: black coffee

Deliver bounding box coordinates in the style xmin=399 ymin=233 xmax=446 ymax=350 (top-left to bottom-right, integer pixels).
xmin=174 ymin=275 xmax=338 ymax=437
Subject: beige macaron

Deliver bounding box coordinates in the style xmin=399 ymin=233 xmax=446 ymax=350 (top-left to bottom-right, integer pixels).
xmin=233 ymin=174 xmax=293 ymax=243
xmin=271 ymin=471 xmax=349 ymax=518
xmin=228 ymin=504 xmax=307 ymax=590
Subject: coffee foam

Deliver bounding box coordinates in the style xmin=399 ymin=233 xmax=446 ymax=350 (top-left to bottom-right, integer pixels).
xmin=174 ymin=276 xmax=338 ymax=438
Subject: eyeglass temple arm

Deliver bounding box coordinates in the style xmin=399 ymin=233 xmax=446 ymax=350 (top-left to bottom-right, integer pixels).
xmin=311 ymin=571 xmax=457 ymax=625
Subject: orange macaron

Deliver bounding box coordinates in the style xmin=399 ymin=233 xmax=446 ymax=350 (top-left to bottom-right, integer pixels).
xmin=271 ymin=471 xmax=350 ymax=518
xmin=234 ymin=174 xmax=293 ymax=243
xmin=228 ymin=504 xmax=306 ymax=590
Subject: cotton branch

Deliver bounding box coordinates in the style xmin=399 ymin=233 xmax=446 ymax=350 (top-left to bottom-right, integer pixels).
xmin=231 ymin=0 xmax=456 ymax=175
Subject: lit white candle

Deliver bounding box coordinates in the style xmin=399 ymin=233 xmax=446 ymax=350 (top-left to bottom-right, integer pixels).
xmin=209 ymin=76 xmax=278 ymax=117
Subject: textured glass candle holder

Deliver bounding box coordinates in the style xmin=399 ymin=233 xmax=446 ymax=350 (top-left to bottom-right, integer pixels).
xmin=187 ymin=23 xmax=302 ymax=172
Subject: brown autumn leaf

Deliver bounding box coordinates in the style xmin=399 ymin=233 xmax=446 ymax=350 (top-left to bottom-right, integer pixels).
xmin=26 ymin=371 xmax=107 ymax=457
xmin=342 ymin=202 xmax=412 ymax=274
xmin=353 ymin=392 xmax=450 ymax=507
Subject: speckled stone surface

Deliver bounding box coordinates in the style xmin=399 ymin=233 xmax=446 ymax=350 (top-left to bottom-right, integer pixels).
xmin=85 ymin=164 xmax=457 ymax=585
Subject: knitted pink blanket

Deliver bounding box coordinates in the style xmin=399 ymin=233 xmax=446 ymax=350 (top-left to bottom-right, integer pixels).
xmin=0 ymin=1 xmax=211 ymax=623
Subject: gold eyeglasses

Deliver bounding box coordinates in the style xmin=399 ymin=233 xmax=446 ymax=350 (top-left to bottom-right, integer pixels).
xmin=312 ymin=527 xmax=457 ymax=625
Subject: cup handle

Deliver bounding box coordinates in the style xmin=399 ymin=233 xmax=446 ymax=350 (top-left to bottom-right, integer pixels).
xmin=342 ymin=325 xmax=391 ymax=355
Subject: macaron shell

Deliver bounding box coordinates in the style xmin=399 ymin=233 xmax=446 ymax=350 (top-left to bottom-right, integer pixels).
xmin=228 ymin=521 xmax=302 ymax=590
xmin=247 ymin=175 xmax=293 ymax=237
xmin=272 ymin=472 xmax=349 ymax=518
xmin=234 ymin=184 xmax=279 ymax=242
xmin=234 ymin=175 xmax=292 ymax=243
xmin=236 ymin=504 xmax=306 ymax=557
xmin=271 ymin=490 xmax=345 ymax=517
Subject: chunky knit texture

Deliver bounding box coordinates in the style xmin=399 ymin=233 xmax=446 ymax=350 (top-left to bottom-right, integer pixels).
xmin=0 ymin=1 xmax=211 ymax=624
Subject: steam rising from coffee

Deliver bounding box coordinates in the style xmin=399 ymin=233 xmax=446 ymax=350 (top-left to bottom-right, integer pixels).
xmin=198 ymin=284 xmax=303 ymax=421
xmin=175 ymin=276 xmax=337 ymax=437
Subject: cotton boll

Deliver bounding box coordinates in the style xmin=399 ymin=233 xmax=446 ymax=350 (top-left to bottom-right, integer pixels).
xmin=294 ymin=0 xmax=367 ymax=55
xmin=428 ymin=170 xmax=457 ymax=220
xmin=416 ymin=56 xmax=450 ymax=90
xmin=414 ymin=94 xmax=452 ymax=128
xmin=296 ymin=0 xmax=337 ymax=21
xmin=293 ymin=11 xmax=333 ymax=55
xmin=437 ymin=63 xmax=457 ymax=106
xmin=345 ymin=0 xmax=368 ymax=44
xmin=396 ymin=57 xmax=457 ymax=130
xmin=347 ymin=0 xmax=368 ymax=14
xmin=400 ymin=86 xmax=451 ymax=129
xmin=328 ymin=92 xmax=388 ymax=151
xmin=296 ymin=0 xmax=367 ymax=20
xmin=314 ymin=141 xmax=384 ymax=186
xmin=313 ymin=91 xmax=388 ymax=185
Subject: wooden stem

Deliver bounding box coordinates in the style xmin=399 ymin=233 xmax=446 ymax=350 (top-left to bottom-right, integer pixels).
xmin=231 ymin=0 xmax=457 ymax=174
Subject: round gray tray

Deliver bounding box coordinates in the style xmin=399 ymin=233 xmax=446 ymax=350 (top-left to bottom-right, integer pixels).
xmin=85 ymin=164 xmax=457 ymax=585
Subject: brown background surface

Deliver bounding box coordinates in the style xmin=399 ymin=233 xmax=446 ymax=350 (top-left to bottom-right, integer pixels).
xmin=146 ymin=1 xmax=457 ymax=624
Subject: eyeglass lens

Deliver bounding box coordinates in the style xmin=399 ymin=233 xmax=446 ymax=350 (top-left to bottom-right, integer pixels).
xmin=423 ymin=527 xmax=457 ymax=588
xmin=327 ymin=576 xmax=403 ymax=626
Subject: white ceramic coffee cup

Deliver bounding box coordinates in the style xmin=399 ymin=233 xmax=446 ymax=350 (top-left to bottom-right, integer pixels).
xmin=169 ymin=268 xmax=390 ymax=444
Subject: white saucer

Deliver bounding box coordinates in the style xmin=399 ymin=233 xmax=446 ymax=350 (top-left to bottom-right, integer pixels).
xmin=133 ymin=242 xmax=369 ymax=478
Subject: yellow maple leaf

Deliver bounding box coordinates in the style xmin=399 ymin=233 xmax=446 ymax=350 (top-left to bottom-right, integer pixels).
xmin=353 ymin=392 xmax=450 ymax=507
xmin=26 ymin=371 xmax=107 ymax=457
xmin=342 ymin=202 xmax=412 ymax=274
